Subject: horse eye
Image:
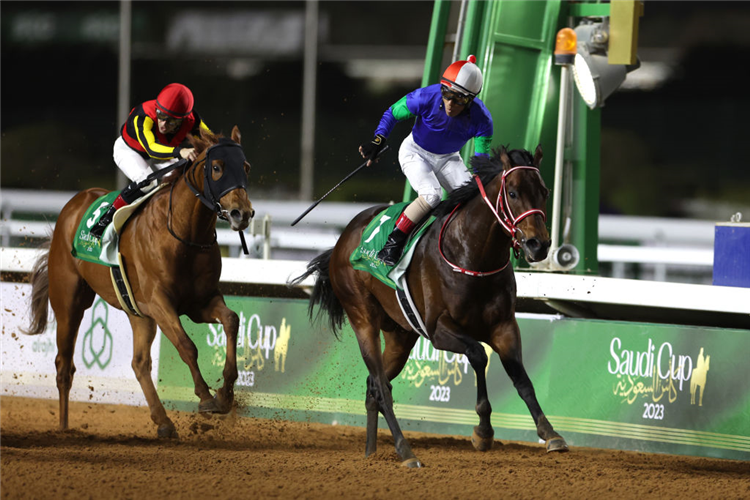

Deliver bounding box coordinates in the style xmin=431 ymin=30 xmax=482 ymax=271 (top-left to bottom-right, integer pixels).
xmin=509 ymin=191 xmax=517 ymax=199
xmin=213 ymin=164 xmax=221 ymax=172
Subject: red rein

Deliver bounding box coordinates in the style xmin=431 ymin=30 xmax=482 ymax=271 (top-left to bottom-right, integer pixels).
xmin=438 ymin=166 xmax=546 ymax=277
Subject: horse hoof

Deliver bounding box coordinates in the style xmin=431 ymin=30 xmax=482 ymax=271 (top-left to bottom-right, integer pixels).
xmin=471 ymin=428 xmax=494 ymax=452
xmin=401 ymin=458 xmax=423 ymax=468
xmin=546 ymin=437 xmax=569 ymax=453
xmin=199 ymin=395 xmax=231 ymax=414
xmin=157 ymin=424 xmax=178 ymax=439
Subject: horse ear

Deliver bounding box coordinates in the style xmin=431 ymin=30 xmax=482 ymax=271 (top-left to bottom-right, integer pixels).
xmin=534 ymin=144 xmax=543 ymax=166
xmin=231 ymin=125 xmax=242 ymax=145
xmin=499 ymin=146 xmax=512 ymax=171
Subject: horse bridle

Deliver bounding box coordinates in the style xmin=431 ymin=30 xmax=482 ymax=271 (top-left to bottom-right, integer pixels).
xmin=439 ymin=165 xmax=546 ymax=276
xmin=167 ymin=140 xmax=248 ymax=250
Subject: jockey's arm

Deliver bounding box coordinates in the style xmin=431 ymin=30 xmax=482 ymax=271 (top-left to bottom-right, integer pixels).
xmin=134 ymin=115 xmax=178 ymax=160
xmin=374 ymin=95 xmax=415 ymax=138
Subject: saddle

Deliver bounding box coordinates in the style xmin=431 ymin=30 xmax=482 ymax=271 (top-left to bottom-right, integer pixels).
xmin=71 ymin=185 xmax=166 ymax=317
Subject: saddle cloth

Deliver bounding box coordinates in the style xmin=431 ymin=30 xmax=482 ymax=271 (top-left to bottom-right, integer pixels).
xmin=349 ymin=202 xmax=435 ymax=290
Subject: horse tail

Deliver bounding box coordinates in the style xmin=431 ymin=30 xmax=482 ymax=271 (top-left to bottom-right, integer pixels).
xmin=22 ymin=240 xmax=51 ymax=335
xmin=289 ymin=248 xmax=346 ymax=338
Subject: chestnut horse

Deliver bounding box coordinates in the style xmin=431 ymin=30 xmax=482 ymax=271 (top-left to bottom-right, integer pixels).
xmin=23 ymin=126 xmax=254 ymax=438
xmin=294 ymin=146 xmax=567 ymax=467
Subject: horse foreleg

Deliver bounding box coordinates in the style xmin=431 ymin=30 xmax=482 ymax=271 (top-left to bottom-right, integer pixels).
xmin=492 ymin=322 xmax=568 ymax=453
xmin=355 ymin=324 xmax=422 ymax=468
xmin=129 ymin=315 xmax=177 ymax=438
xmin=192 ymin=295 xmax=239 ymax=414
xmin=153 ymin=310 xmax=214 ymax=406
xmin=432 ymin=322 xmax=495 ymax=452
xmin=463 ymin=340 xmax=494 ymax=452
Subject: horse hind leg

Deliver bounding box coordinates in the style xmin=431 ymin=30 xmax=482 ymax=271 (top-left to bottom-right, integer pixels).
xmin=355 ymin=322 xmax=422 ymax=468
xmin=51 ymin=280 xmax=95 ymax=431
xmin=365 ymin=328 xmax=419 ymax=457
xmin=129 ymin=315 xmax=178 ymax=438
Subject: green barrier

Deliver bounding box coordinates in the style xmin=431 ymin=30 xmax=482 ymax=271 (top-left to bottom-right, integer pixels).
xmin=157 ymin=296 xmax=750 ymax=461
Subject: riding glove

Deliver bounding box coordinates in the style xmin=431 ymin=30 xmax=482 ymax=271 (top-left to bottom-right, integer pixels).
xmin=360 ymin=134 xmax=387 ymax=161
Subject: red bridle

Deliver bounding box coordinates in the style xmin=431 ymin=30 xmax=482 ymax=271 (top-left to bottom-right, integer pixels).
xmin=439 ymin=165 xmax=546 ymax=277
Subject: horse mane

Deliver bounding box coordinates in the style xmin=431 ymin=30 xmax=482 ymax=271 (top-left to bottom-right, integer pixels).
xmin=433 ymin=147 xmax=536 ymax=218
xmin=189 ymin=128 xmax=225 ymax=155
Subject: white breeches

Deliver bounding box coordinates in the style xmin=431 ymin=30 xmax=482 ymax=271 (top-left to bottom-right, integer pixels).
xmin=113 ymin=136 xmax=180 ymax=183
xmin=398 ymin=133 xmax=472 ymax=208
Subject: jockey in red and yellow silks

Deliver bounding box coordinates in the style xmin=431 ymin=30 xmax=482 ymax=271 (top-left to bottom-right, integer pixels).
xmin=91 ymin=83 xmax=212 ymax=239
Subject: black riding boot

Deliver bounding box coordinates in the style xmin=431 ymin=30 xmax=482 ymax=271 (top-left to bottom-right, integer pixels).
xmin=377 ymin=227 xmax=409 ymax=266
xmin=89 ymin=205 xmax=117 ymax=239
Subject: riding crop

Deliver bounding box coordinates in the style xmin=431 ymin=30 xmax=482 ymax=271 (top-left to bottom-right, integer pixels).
xmin=291 ymin=145 xmax=390 ymax=226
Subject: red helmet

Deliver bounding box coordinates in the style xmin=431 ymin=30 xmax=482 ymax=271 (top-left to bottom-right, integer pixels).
xmin=155 ymin=83 xmax=194 ymax=118
xmin=441 ymin=55 xmax=483 ymax=97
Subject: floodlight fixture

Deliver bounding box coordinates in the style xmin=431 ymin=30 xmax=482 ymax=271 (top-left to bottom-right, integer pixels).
xmin=572 ymin=21 xmax=640 ymax=109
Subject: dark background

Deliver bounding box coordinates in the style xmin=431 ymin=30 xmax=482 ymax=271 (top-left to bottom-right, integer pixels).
xmin=2 ymin=1 xmax=750 ymax=219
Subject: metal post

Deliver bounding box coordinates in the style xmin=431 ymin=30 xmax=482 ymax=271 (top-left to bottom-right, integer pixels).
xmin=403 ymin=0 xmax=452 ymax=203
xmin=550 ymin=64 xmax=570 ymax=252
xmin=452 ymin=0 xmax=468 ymax=63
xmin=117 ymin=0 xmax=131 ymax=190
xmin=299 ymin=0 xmax=318 ymax=201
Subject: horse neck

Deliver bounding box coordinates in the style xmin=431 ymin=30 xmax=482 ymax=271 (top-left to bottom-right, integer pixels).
xmin=169 ymin=165 xmax=218 ymax=243
xmin=444 ymin=176 xmax=512 ymax=268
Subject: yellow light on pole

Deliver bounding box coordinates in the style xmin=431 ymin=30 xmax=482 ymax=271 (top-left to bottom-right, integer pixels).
xmin=554 ymin=28 xmax=577 ymax=65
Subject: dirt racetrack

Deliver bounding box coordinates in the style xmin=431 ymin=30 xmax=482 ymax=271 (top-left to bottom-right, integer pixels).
xmin=1 ymin=396 xmax=748 ymax=499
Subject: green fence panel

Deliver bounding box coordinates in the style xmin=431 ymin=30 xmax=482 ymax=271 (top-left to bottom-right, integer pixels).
xmin=157 ymin=296 xmax=750 ymax=460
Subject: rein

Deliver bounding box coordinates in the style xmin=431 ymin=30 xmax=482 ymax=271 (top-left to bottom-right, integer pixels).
xmin=166 ymin=159 xmax=217 ymax=250
xmin=438 ymin=165 xmax=546 ymax=276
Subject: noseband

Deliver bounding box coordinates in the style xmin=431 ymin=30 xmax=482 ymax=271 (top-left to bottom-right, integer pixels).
xmin=439 ymin=165 xmax=546 ymax=276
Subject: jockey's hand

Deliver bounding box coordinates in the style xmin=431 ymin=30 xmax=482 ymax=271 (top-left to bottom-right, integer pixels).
xmin=359 ymin=134 xmax=387 ymax=166
xmin=180 ymin=148 xmax=197 ymax=162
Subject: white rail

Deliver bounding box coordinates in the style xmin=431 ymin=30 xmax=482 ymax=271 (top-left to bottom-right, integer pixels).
xmin=1 ymin=189 xmax=721 ymax=279
xmin=4 ymin=247 xmax=749 ymax=321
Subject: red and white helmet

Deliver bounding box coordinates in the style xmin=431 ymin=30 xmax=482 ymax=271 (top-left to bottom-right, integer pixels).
xmin=156 ymin=83 xmax=194 ymax=119
xmin=441 ymin=55 xmax=483 ymax=97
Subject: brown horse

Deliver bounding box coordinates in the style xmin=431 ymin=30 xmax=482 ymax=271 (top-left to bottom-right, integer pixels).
xmin=294 ymin=146 xmax=567 ymax=467
xmin=23 ymin=126 xmax=254 ymax=438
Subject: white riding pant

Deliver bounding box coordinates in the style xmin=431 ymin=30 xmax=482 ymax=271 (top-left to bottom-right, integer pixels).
xmin=398 ymin=133 xmax=472 ymax=208
xmin=113 ymin=136 xmax=180 ymax=184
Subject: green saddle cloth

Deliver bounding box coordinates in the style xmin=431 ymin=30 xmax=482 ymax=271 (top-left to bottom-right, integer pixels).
xmin=349 ymin=202 xmax=435 ymax=290
xmin=70 ymin=191 xmax=120 ymax=266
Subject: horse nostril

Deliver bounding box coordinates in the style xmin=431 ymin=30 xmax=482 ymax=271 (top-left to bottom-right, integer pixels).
xmin=526 ymin=238 xmax=541 ymax=251
xmin=230 ymin=209 xmax=241 ymax=220
xmin=249 ymin=209 xmax=255 ymax=219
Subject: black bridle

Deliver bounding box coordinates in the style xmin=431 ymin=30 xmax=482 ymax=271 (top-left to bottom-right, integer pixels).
xmin=167 ymin=139 xmax=248 ymax=250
